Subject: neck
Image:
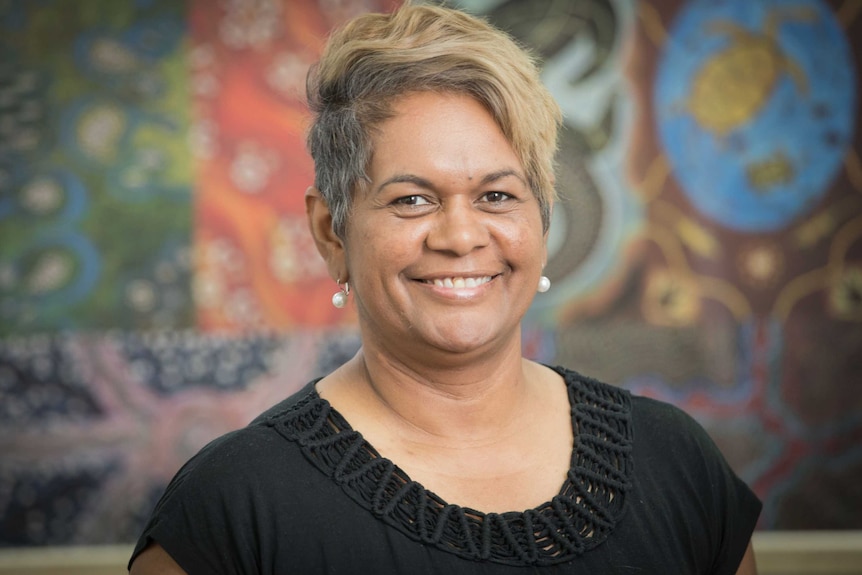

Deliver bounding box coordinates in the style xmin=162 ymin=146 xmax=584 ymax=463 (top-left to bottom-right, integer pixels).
xmin=342 ymin=339 xmax=538 ymax=445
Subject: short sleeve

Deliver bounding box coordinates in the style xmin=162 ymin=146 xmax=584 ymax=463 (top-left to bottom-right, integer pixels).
xmin=128 ymin=427 xmax=280 ymax=574
xmin=631 ymin=396 xmax=762 ymax=575
xmin=688 ymin=415 xmax=762 ymax=575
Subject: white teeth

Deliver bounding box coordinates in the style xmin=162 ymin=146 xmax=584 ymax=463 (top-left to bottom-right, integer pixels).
xmin=430 ymin=276 xmax=491 ymax=288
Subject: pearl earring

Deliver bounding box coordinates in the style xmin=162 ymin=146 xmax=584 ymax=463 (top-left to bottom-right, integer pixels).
xmin=331 ymin=280 xmax=350 ymax=308
xmin=537 ymin=275 xmax=551 ymax=293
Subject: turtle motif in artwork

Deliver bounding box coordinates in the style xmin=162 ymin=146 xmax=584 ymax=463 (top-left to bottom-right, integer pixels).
xmin=682 ymin=6 xmax=818 ymax=137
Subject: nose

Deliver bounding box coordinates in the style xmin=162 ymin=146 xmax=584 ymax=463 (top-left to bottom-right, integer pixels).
xmin=424 ymin=199 xmax=490 ymax=256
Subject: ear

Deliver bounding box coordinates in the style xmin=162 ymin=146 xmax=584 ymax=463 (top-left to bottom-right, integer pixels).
xmin=305 ymin=187 xmax=347 ymax=281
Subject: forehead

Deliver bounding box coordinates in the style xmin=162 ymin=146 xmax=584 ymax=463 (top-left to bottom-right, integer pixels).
xmin=367 ymin=91 xmax=523 ymax=182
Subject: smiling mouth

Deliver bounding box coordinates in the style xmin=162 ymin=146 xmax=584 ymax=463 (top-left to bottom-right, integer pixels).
xmin=421 ymin=276 xmax=493 ymax=288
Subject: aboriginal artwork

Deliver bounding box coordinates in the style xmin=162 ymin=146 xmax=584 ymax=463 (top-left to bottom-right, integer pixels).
xmin=466 ymin=0 xmax=862 ymax=529
xmin=0 ymin=1 xmax=194 ymax=335
xmin=1 ymin=0 xmax=860 ymax=548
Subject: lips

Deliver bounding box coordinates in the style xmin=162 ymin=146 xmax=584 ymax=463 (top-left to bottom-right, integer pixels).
xmin=420 ymin=276 xmax=494 ymax=288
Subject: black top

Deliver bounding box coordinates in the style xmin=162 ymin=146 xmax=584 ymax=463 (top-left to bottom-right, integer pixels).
xmin=130 ymin=366 xmax=761 ymax=574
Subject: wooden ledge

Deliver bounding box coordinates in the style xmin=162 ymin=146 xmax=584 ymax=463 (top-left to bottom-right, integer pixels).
xmin=0 ymin=532 xmax=860 ymax=574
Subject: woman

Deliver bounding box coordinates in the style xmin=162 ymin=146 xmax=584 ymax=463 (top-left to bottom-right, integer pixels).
xmin=130 ymin=3 xmax=761 ymax=573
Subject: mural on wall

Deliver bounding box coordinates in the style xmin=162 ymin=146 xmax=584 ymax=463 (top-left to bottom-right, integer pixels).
xmin=1 ymin=0 xmax=860 ymax=547
xmin=0 ymin=0 xmax=194 ymax=336
xmin=628 ymin=0 xmax=862 ymax=528
xmin=455 ymin=0 xmax=862 ymax=529
xmin=189 ymin=0 xmax=354 ymax=330
xmin=0 ymin=0 xmax=377 ymax=547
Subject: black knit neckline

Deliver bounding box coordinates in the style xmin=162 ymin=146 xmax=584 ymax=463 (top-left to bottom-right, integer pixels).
xmin=267 ymin=366 xmax=633 ymax=566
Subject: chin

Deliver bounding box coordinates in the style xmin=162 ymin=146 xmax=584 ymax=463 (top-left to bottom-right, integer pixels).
xmin=425 ymin=326 xmax=513 ymax=356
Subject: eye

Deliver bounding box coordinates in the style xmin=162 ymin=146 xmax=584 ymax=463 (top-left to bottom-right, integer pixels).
xmin=393 ymin=195 xmax=431 ymax=206
xmin=481 ymin=191 xmax=514 ymax=204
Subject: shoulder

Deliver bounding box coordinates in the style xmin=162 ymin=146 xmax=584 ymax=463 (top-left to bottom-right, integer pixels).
xmin=624 ymin=394 xmax=762 ymax=574
xmin=555 ymin=364 xmax=711 ymax=447
xmin=162 ymin=381 xmax=321 ymax=497
xmin=554 ymin=365 xmax=632 ymax=408
xmin=628 ymin=394 xmax=724 ymax=463
xmin=208 ymin=380 xmax=318 ymax=453
xmin=630 ymin=394 xmax=705 ymax=436
xmin=621 ymin=390 xmax=760 ymax=525
xmin=250 ymin=379 xmax=319 ymax=423
xmin=130 ymin=381 xmax=329 ymax=571
xmin=552 ymin=365 xmax=723 ymax=475
xmin=539 ymin=367 xmax=760 ymax=573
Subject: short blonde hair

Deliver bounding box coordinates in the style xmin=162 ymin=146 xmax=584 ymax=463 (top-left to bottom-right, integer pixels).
xmin=306 ymin=3 xmax=561 ymax=237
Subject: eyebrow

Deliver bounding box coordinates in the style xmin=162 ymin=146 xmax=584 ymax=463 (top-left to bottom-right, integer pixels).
xmin=480 ymin=169 xmax=526 ymax=186
xmin=374 ymin=169 xmax=526 ymax=195
xmin=375 ymin=174 xmax=433 ymax=195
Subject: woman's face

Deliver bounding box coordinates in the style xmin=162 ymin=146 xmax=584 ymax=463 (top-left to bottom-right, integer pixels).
xmin=343 ymin=91 xmax=547 ymax=359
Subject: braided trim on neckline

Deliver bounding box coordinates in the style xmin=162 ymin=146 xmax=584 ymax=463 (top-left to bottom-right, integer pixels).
xmin=268 ymin=366 xmax=633 ymax=566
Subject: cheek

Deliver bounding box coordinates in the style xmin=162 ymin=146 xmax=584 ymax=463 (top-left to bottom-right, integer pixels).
xmin=494 ymin=217 xmax=545 ymax=256
xmin=346 ymin=221 xmax=424 ymax=277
